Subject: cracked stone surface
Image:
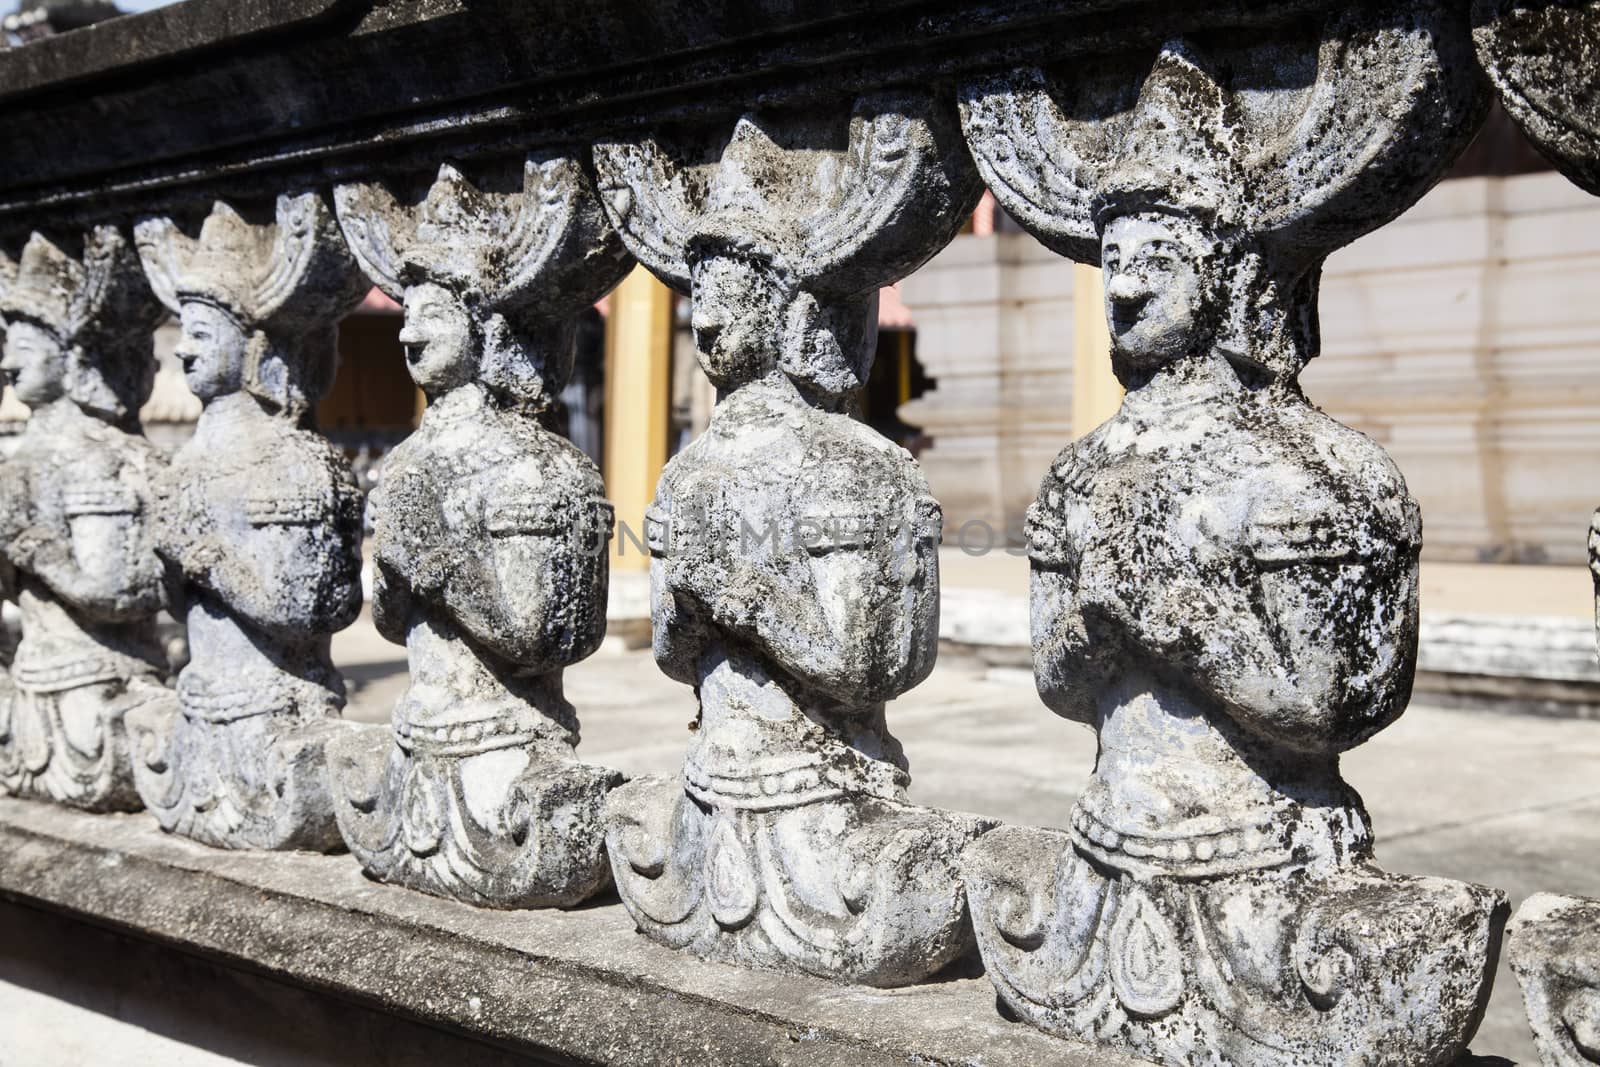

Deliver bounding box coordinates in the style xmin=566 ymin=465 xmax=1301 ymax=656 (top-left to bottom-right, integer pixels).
xmin=592 ymin=93 xmax=990 ymax=986
xmin=1476 ymin=2 xmax=1600 ymax=1063
xmin=0 ymin=226 xmax=169 ymax=812
xmin=126 ymin=193 xmax=368 ymax=850
xmin=326 ymin=153 xmax=632 ymax=907
xmin=957 ymin=7 xmax=1507 ymax=1064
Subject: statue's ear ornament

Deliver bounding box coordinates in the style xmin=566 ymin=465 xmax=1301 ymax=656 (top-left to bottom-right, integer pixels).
xmin=0 ymin=227 xmax=161 ymax=423
xmin=334 ymin=153 xmax=630 ymax=406
xmin=961 ymin=3 xmax=1487 ymax=378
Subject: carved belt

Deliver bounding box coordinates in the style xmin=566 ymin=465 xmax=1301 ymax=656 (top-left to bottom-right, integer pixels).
xmin=394 ymin=705 xmax=567 ymax=757
xmin=1070 ymin=804 xmax=1293 ymax=879
xmin=12 ymin=655 xmax=127 ymax=694
xmin=176 ymin=673 xmax=315 ymax=723
xmin=683 ymin=747 xmax=904 ymax=811
xmin=62 ymin=483 xmax=140 ymax=517
xmin=12 ymin=633 xmax=154 ymax=693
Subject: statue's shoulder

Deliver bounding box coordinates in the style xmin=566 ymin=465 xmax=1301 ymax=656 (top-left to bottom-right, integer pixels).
xmin=1277 ymin=401 xmax=1410 ymax=502
xmin=537 ymin=431 xmax=605 ymax=498
xmin=88 ymin=421 xmax=166 ymax=473
xmin=1040 ymin=432 xmax=1101 ymax=497
xmin=804 ymin=409 xmax=924 ymax=484
xmin=1251 ymin=400 xmax=1419 ymax=556
xmin=240 ymin=423 xmax=359 ymax=512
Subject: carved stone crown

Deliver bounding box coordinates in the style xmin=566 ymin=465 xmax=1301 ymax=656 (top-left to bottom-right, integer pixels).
xmin=1474 ymin=0 xmax=1600 ymax=196
xmin=1093 ymin=44 xmax=1244 ymax=233
xmin=594 ymin=92 xmax=982 ymax=301
xmin=0 ymin=226 xmax=161 ymax=422
xmin=335 ymin=155 xmax=629 ymax=317
xmin=135 ymin=193 xmax=366 ymax=417
xmin=334 ymin=154 xmax=630 ymax=407
xmin=0 ymin=228 xmax=158 ymax=348
xmin=135 ymin=194 xmax=365 ymax=335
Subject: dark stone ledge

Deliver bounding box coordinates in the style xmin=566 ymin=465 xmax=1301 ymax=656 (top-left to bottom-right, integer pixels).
xmin=0 ymin=0 xmax=1344 ymax=222
xmin=0 ymin=797 xmax=1146 ymax=1067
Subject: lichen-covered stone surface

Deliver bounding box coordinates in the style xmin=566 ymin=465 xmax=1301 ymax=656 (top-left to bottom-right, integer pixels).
xmin=0 ymin=227 xmax=170 ymax=812
xmin=1476 ymin=4 xmax=1600 ymax=1063
xmin=594 ymin=95 xmax=989 ymax=986
xmin=1511 ymin=894 xmax=1600 ymax=1067
xmin=958 ymin=7 xmax=1509 ymax=1064
xmin=1474 ymin=0 xmax=1600 ymax=199
xmin=126 ymin=194 xmax=367 ymax=850
xmin=327 ymin=154 xmax=631 ymax=907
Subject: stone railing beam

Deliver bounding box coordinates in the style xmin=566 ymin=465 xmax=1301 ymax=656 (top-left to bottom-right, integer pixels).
xmin=0 ymin=0 xmax=1358 ymax=224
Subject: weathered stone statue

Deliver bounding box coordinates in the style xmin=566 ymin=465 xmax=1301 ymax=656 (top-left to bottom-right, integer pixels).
xmin=958 ymin=10 xmax=1509 ymax=1064
xmin=1476 ymin=3 xmax=1600 ymax=1064
xmin=0 ymin=228 xmax=169 ymax=811
xmin=326 ymin=155 xmax=631 ymax=907
xmin=593 ymin=96 xmax=986 ymax=985
xmin=127 ymin=194 xmax=367 ymax=850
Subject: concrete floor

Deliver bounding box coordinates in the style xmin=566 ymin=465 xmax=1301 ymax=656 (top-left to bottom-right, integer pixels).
xmin=333 ymin=608 xmax=1600 ymax=1065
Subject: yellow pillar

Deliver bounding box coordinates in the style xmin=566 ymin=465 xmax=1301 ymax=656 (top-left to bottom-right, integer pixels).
xmin=1072 ymin=262 xmax=1123 ymax=438
xmin=897 ymin=330 xmax=913 ymax=405
xmin=604 ymin=265 xmax=675 ymax=571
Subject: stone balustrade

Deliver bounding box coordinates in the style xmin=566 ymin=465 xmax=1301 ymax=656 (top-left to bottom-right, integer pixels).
xmin=0 ymin=1 xmax=1596 ymax=1064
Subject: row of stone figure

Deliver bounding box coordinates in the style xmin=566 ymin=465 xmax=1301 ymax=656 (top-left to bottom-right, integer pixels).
xmin=1 ymin=5 xmax=1598 ymax=1066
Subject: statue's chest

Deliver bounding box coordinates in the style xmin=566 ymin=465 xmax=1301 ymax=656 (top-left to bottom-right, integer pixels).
xmin=386 ymin=436 xmax=593 ymax=549
xmin=167 ymin=435 xmax=341 ymax=540
xmin=658 ymin=428 xmax=803 ymax=546
xmin=1034 ymin=439 xmax=1260 ymax=600
xmin=657 ymin=418 xmax=920 ymax=562
xmin=18 ymin=435 xmax=142 ymax=527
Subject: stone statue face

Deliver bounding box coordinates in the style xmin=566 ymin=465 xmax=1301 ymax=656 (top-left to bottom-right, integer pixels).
xmin=398 ymin=282 xmax=474 ymax=396
xmin=1101 ymin=213 xmax=1213 ymax=376
xmin=176 ymin=301 xmax=248 ymax=402
xmin=691 ymin=254 xmax=785 ymax=390
xmin=0 ymin=320 xmax=67 ymax=408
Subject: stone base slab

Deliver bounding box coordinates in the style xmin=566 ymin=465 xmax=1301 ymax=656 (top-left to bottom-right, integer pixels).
xmin=0 ymin=797 xmax=1145 ymax=1066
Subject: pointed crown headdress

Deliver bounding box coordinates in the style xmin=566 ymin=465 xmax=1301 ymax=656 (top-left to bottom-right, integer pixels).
xmin=0 ymin=227 xmax=161 ymax=425
xmin=593 ymin=92 xmax=983 ymax=390
xmin=334 ymin=153 xmax=630 ymax=409
xmin=135 ymin=193 xmax=366 ymax=419
xmin=961 ymin=3 xmax=1488 ymax=379
xmin=596 ymin=94 xmax=981 ymax=297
